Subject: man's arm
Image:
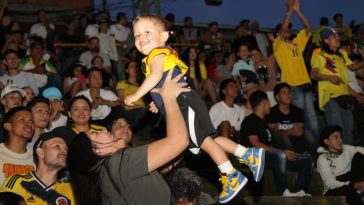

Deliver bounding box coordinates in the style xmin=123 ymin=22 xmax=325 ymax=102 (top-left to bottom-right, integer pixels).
xmin=293 ymin=0 xmax=311 ymax=33
xmin=147 ymin=69 xmax=190 ymax=172
xmin=310 ymin=67 xmax=344 ymax=85
xmin=278 ymin=0 xmax=294 ymax=37
xmin=248 ymin=135 xmax=275 ymax=151
xmin=348 ymin=61 xmax=364 ymax=71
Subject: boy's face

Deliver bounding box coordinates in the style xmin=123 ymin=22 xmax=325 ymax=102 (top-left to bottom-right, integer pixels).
xmin=133 ymin=19 xmax=169 ymax=55
xmin=324 ymin=131 xmax=343 ymax=153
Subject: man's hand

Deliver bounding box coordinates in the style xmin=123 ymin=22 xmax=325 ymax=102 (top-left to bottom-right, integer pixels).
xmin=327 ymin=75 xmax=344 ymax=85
xmin=285 ymin=0 xmax=295 ymax=12
xmin=284 ymin=149 xmax=300 ymax=161
xmin=292 ymin=0 xmax=300 ymax=12
xmin=149 ymin=101 xmax=159 ymax=113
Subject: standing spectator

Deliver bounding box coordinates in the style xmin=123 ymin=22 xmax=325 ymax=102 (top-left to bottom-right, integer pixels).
xmin=0 ymin=127 xmax=76 ymax=204
xmin=1 ymin=30 xmax=27 ymax=58
xmin=42 ymin=87 xmax=67 ymax=131
xmin=94 ymin=20 xmax=118 ymax=62
xmin=67 ymin=96 xmax=105 ymax=134
xmin=250 ymin=20 xmax=269 ymax=57
xmin=209 ymin=79 xmax=244 ymax=141
xmin=165 ymin=13 xmax=178 ymax=44
xmin=0 ymin=107 xmax=35 ymax=185
xmin=202 ymin=21 xmax=225 ymax=51
xmin=110 ymin=12 xmax=130 ymax=56
xmin=317 ymin=126 xmax=364 ymax=205
xmin=240 ymin=91 xmax=312 ymax=196
xmin=26 ymin=97 xmax=50 ymax=147
xmin=79 ymin=37 xmax=112 ymax=70
xmin=76 ymin=68 xmax=123 ymax=126
xmin=29 ymin=9 xmax=55 ymax=51
xmin=0 ymin=50 xmax=44 ymax=96
xmin=273 ymin=0 xmax=319 ymax=140
xmin=332 ymin=13 xmax=352 ymax=44
xmin=231 ymin=25 xmax=258 ymax=55
xmin=311 ymin=28 xmax=364 ymax=144
xmin=312 ymin=17 xmax=330 ymax=47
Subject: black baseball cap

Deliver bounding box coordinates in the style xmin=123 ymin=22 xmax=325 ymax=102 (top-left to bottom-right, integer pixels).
xmin=33 ymin=127 xmax=75 ymax=164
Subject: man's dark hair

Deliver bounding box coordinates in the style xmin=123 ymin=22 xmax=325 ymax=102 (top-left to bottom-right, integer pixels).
xmin=209 ymin=21 xmax=218 ymax=28
xmin=333 ymin=13 xmax=343 ymax=21
xmin=29 ymin=41 xmax=44 ymax=50
xmin=36 ymin=9 xmax=46 ymax=16
xmin=0 ymin=192 xmax=25 ymax=205
xmin=2 ymin=106 xmax=31 ymax=142
xmin=273 ymin=82 xmax=291 ymax=97
xmin=320 ymin=17 xmax=329 ymax=26
xmin=88 ymin=36 xmax=99 ymax=44
xmin=219 ymin=78 xmax=236 ymax=101
xmin=86 ymin=67 xmax=103 ymax=78
xmin=116 ymin=12 xmax=127 ymax=21
xmin=26 ymin=97 xmax=49 ymax=111
xmin=184 ymin=16 xmax=192 ymax=23
xmin=319 ymin=125 xmax=342 ymax=150
xmin=3 ymin=49 xmax=18 ymax=59
xmin=249 ymin=90 xmax=268 ymax=108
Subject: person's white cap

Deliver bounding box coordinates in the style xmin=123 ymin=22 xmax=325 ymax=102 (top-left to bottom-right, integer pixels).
xmin=1 ymin=84 xmax=26 ymax=99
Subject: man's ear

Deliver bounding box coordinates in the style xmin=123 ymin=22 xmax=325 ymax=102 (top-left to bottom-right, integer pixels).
xmin=161 ymin=31 xmax=169 ymax=43
xmin=3 ymin=122 xmax=11 ymax=132
xmin=323 ymin=139 xmax=330 ymax=146
xmin=2 ymin=60 xmax=7 ymax=67
xmin=323 ymin=39 xmax=329 ymax=45
xmin=36 ymin=147 xmax=45 ymax=161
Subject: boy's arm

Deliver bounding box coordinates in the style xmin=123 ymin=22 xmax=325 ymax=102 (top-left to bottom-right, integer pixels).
xmin=124 ymin=55 xmax=164 ymax=106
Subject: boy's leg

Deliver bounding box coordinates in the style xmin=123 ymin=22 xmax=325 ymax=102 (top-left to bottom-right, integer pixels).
xmin=200 ymin=136 xmax=247 ymax=204
xmin=214 ymin=136 xmax=265 ymax=182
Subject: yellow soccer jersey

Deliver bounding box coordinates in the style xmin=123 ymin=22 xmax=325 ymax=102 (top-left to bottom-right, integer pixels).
xmin=0 ymin=172 xmax=76 ymax=205
xmin=273 ymin=29 xmax=311 ymax=86
xmin=142 ymin=47 xmax=188 ymax=77
xmin=72 ymin=124 xmax=106 ymax=134
xmin=311 ymin=48 xmax=352 ymax=110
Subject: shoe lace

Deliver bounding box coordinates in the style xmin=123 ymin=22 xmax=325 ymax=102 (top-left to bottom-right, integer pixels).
xmin=238 ymin=158 xmax=249 ymax=166
xmin=219 ymin=174 xmax=229 ymax=191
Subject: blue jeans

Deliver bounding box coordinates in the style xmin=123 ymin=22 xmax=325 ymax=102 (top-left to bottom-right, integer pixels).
xmin=323 ymin=99 xmax=353 ymax=144
xmin=291 ymin=86 xmax=319 ymax=142
xmin=266 ymin=150 xmax=314 ymax=195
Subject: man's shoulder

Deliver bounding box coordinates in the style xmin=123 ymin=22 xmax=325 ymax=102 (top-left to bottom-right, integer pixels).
xmin=1 ymin=173 xmax=34 ymax=189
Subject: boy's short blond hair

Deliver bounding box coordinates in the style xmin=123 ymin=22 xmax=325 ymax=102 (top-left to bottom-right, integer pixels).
xmin=133 ymin=14 xmax=167 ymax=31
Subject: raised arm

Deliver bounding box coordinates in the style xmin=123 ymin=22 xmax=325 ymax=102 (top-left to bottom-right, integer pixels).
xmin=147 ymin=68 xmax=190 ymax=172
xmin=293 ymin=0 xmax=311 ymax=32
xmin=279 ymin=0 xmax=294 ymax=36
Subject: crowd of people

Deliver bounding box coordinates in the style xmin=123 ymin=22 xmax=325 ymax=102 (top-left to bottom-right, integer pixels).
xmin=0 ymin=0 xmax=364 ymax=204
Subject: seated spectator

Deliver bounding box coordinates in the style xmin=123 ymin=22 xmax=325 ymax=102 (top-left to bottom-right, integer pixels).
xmin=18 ymin=41 xmax=61 ymax=90
xmin=250 ymin=20 xmax=269 ymax=57
xmin=26 ymin=97 xmax=50 ymax=147
xmin=317 ymin=125 xmax=364 ymax=205
xmin=115 ymin=60 xmax=147 ymax=128
xmin=241 ymin=82 xmax=259 ymax=116
xmin=94 ymin=19 xmax=118 ymax=62
xmin=267 ymin=83 xmax=315 ymax=154
xmin=1 ymin=30 xmax=27 ymax=58
xmin=67 ymin=95 xmax=105 ymax=134
xmin=21 ymin=86 xmax=34 ymax=107
xmin=84 ymin=11 xmax=108 ymax=38
xmin=240 ymin=91 xmax=312 ymax=196
xmin=1 ymin=84 xmax=25 ymax=115
xmin=42 ymin=87 xmax=67 ymax=131
xmin=0 ymin=50 xmax=45 ymax=96
xmin=0 ymin=107 xmax=35 ymax=185
xmin=178 ymin=16 xmax=200 ymax=44
xmin=202 ymin=21 xmax=225 ymax=51
xmin=209 ymin=79 xmax=244 ymax=142
xmin=67 ymin=77 xmax=190 ymax=205
xmin=91 ymin=56 xmax=115 ymax=89
xmin=182 ymin=47 xmax=207 ymax=93
xmin=29 ymin=9 xmax=55 ymax=51
xmin=215 ymin=51 xmax=236 ymax=80
xmin=79 ymin=36 xmax=111 ymax=70
xmin=206 ymin=50 xmax=223 ymax=79
xmin=76 ymin=68 xmax=123 ymax=126
xmin=0 ymin=127 xmax=76 ymax=204
xmin=232 ymin=44 xmax=255 ymax=77
xmin=62 ymin=62 xmax=87 ymax=98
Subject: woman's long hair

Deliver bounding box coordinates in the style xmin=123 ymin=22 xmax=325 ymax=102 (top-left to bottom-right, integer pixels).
xmin=67 ymin=96 xmax=92 ymax=128
xmin=182 ymin=47 xmax=202 ymax=80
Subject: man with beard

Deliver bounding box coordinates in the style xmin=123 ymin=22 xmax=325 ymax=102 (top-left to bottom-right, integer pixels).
xmin=79 ymin=36 xmax=112 ymax=70
xmin=0 ymin=127 xmax=76 ymax=205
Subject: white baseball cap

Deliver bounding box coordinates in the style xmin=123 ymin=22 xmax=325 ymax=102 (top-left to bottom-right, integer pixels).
xmin=1 ymin=84 xmax=26 ymax=99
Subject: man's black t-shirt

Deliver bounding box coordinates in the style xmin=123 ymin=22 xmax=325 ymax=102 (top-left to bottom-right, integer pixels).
xmin=239 ymin=113 xmax=272 ymax=147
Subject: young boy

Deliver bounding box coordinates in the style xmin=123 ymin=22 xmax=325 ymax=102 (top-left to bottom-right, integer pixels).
xmin=125 ymin=15 xmax=265 ymax=203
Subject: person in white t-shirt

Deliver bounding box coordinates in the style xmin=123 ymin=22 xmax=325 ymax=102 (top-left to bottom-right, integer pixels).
xmin=209 ymin=78 xmax=244 ymax=141
xmin=76 ymin=68 xmax=123 ymax=126
xmin=29 ymin=9 xmax=54 ymax=40
xmin=0 ymin=107 xmax=35 ymax=185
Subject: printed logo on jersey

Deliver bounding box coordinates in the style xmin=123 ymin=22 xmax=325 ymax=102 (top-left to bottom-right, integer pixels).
xmin=56 ymin=196 xmax=68 ymax=205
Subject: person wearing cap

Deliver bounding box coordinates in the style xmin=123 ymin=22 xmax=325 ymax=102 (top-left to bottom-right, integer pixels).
xmin=0 ymin=84 xmax=25 ymax=114
xmin=42 ymin=87 xmax=67 ymax=132
xmin=317 ymin=125 xmax=364 ymax=205
xmin=79 ymin=36 xmax=112 ymax=70
xmin=311 ymin=27 xmax=364 ymax=145
xmin=0 ymin=106 xmax=35 ymax=185
xmin=0 ymin=126 xmax=76 ymax=205
xmin=273 ymin=0 xmax=319 ymax=142
xmin=0 ymin=50 xmax=43 ymax=96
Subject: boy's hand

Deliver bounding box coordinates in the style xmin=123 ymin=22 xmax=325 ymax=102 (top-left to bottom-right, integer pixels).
xmin=149 ymin=101 xmax=159 ymax=113
xmin=124 ymin=94 xmax=139 ymax=106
